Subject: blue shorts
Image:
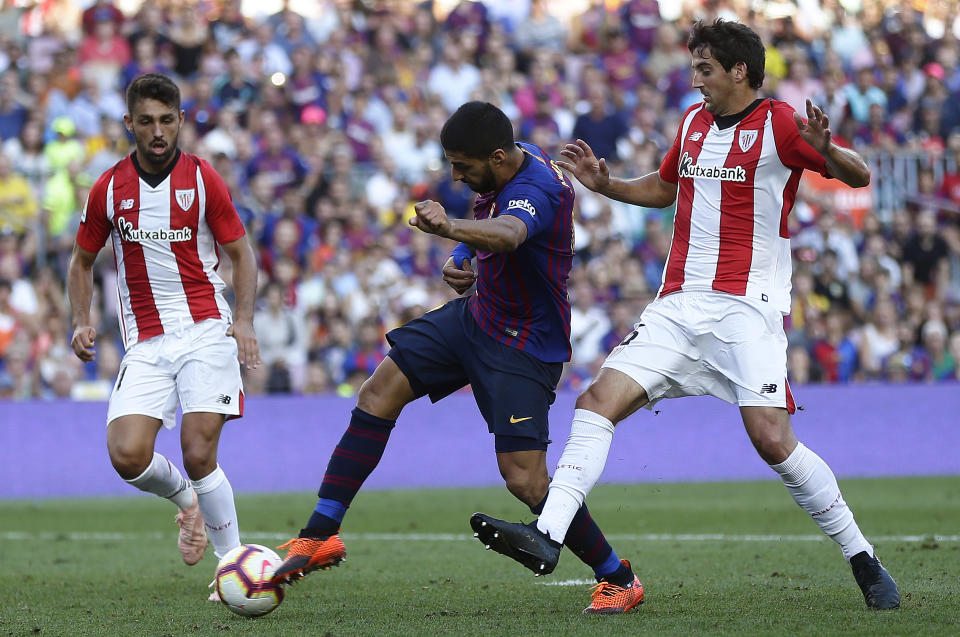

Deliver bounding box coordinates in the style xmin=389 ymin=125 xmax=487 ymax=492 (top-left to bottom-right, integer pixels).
xmin=386 ymin=297 xmax=563 ymax=453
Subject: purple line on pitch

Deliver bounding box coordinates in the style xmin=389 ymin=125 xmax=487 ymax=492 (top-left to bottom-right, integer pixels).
xmin=1 ymin=384 xmax=957 ymax=498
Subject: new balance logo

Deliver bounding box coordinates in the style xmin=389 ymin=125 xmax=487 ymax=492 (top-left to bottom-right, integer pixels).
xmin=119 ymin=198 xmax=135 ymax=210
xmin=760 ymin=383 xmax=778 ymax=394
xmin=216 ymin=394 xmax=232 ymax=405
xmin=688 ymin=131 xmax=703 ymax=141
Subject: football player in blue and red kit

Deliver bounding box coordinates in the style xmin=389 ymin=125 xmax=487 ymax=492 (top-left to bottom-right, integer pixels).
xmin=273 ymin=102 xmax=643 ymax=614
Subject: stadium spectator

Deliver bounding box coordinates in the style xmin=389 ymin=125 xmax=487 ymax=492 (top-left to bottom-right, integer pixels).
xmin=844 ymin=66 xmax=887 ymax=124
xmin=77 ymin=7 xmax=130 ymax=91
xmin=0 ymin=152 xmax=37 ymax=234
xmin=426 ymin=38 xmax=481 ymax=114
xmin=514 ymin=0 xmax=567 ymax=56
xmin=811 ymin=309 xmax=859 ymax=383
xmin=572 ymin=83 xmax=628 ymax=162
xmin=901 ymin=209 xmax=951 ymax=298
xmin=0 ymin=71 xmax=28 ymax=141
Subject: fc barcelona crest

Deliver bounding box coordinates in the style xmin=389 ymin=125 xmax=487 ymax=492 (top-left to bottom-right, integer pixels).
xmin=738 ymin=130 xmax=758 ymax=152
xmin=175 ymin=188 xmax=195 ymax=211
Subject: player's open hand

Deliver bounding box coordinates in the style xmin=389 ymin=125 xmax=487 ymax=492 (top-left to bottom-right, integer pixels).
xmin=441 ymin=256 xmax=477 ymax=295
xmin=71 ymin=326 xmax=97 ymax=362
xmin=556 ymin=139 xmax=610 ymax=193
xmin=410 ymin=200 xmax=452 ymax=237
xmin=227 ymin=319 xmax=261 ymax=370
xmin=794 ymin=99 xmax=832 ymax=154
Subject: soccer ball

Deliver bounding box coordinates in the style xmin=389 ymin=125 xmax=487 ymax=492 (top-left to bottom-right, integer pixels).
xmin=215 ymin=544 xmax=285 ymax=617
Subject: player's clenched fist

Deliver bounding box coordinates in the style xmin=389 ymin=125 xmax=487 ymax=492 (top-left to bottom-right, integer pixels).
xmin=441 ymin=256 xmax=477 ymax=295
xmin=71 ymin=325 xmax=97 ymax=362
xmin=410 ymin=200 xmax=452 ymax=237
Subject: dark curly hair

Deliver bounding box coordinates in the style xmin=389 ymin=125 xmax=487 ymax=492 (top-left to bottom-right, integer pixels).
xmin=688 ymin=19 xmax=765 ymax=90
xmin=126 ymin=73 xmax=181 ymax=114
xmin=440 ymin=102 xmax=515 ymax=159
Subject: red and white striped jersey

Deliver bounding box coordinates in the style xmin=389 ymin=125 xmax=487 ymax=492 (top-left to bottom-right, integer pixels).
xmin=76 ymin=151 xmax=246 ymax=347
xmin=658 ymin=98 xmax=830 ymax=314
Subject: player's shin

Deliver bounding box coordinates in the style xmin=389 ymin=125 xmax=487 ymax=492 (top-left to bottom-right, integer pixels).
xmin=538 ymin=409 xmax=615 ymax=543
xmin=191 ymin=465 xmax=240 ymax=559
xmin=124 ymin=452 xmax=194 ymax=510
xmin=770 ymin=442 xmax=873 ymax=560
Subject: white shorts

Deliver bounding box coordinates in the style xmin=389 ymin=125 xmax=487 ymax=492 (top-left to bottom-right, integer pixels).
xmin=106 ymin=319 xmax=244 ymax=429
xmin=602 ymin=291 xmax=796 ymax=413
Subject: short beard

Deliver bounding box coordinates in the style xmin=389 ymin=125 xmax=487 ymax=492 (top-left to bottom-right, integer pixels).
xmin=140 ymin=133 xmax=179 ymax=170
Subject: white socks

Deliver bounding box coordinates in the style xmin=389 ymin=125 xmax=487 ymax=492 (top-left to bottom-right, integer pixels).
xmin=770 ymin=443 xmax=873 ymax=561
xmin=125 ymin=452 xmax=194 ymax=510
xmin=191 ymin=465 xmax=241 ymax=559
xmin=536 ymin=409 xmax=616 ymax=543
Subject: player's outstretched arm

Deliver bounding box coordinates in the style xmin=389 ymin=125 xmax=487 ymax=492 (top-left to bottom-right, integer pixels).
xmin=221 ymin=236 xmax=261 ymax=370
xmin=67 ymin=243 xmax=99 ymax=362
xmin=410 ymin=200 xmax=528 ymax=253
xmin=794 ymin=98 xmax=870 ymax=188
xmin=557 ymin=139 xmax=677 ymax=208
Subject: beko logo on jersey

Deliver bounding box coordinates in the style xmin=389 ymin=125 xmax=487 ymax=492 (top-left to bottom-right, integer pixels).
xmin=117 ymin=217 xmax=192 ymax=243
xmin=678 ymin=152 xmax=747 ymax=182
xmin=505 ymin=198 xmax=536 ymax=216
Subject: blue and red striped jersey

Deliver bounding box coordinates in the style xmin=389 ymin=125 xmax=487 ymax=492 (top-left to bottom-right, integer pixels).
xmin=467 ymin=142 xmax=575 ymax=363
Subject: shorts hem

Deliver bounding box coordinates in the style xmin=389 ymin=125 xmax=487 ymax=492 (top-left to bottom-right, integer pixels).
xmin=494 ymin=435 xmax=548 ymax=453
xmin=600 ymin=360 xmax=657 ymax=400
xmin=181 ymin=406 xmax=242 ymax=419
xmin=386 ymin=349 xmax=430 ymax=399
xmin=106 ymin=410 xmax=165 ymax=426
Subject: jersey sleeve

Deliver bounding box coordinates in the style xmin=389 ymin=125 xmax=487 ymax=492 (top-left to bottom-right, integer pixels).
xmin=658 ymin=124 xmax=682 ymax=184
xmin=660 ymin=103 xmax=703 ymax=184
xmin=771 ymin=102 xmax=830 ymax=177
xmin=75 ymin=171 xmax=114 ymax=253
xmin=199 ymin=158 xmax=246 ymax=245
xmin=498 ymin=183 xmax=556 ymax=241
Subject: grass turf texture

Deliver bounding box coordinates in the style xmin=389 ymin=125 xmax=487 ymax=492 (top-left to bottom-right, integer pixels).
xmin=1 ymin=477 xmax=957 ymax=636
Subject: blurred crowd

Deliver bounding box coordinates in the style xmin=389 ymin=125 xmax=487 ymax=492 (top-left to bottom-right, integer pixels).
xmin=1 ymin=0 xmax=959 ymax=402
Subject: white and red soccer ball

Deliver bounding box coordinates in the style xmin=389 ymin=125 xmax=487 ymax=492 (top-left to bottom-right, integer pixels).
xmin=215 ymin=544 xmax=285 ymax=617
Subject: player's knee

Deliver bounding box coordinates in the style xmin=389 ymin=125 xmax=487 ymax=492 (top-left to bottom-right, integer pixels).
xmin=575 ymin=380 xmax=629 ymax=417
xmin=356 ymin=372 xmax=410 ymax=419
xmin=108 ymin=442 xmax=152 ymax=480
xmin=181 ymin=443 xmax=217 ymax=479
xmin=751 ymin=429 xmax=795 ymax=464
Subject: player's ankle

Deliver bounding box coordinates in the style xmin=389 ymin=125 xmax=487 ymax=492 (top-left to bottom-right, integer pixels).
xmin=299 ymin=525 xmax=337 ymax=539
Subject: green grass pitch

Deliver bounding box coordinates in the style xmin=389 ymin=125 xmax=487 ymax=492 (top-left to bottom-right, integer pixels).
xmin=1 ymin=477 xmax=958 ymax=636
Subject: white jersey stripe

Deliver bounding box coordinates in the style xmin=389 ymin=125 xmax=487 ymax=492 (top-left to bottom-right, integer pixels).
xmin=193 ymin=166 xmax=231 ymax=321
xmin=748 ymin=111 xmax=792 ymax=305
xmin=138 ymin=180 xmax=190 ymax=333
xmin=105 ymin=176 xmax=133 ymax=343
xmin=684 ymin=125 xmax=727 ymax=288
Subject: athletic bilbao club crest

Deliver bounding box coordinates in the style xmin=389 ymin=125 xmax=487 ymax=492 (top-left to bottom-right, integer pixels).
xmin=738 ymin=130 xmax=758 ymax=152
xmin=175 ymin=188 xmax=195 ymax=211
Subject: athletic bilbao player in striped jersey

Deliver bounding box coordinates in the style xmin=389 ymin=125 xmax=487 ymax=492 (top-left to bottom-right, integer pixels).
xmin=68 ymin=73 xmax=261 ymax=600
xmin=472 ymin=19 xmax=900 ymax=610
